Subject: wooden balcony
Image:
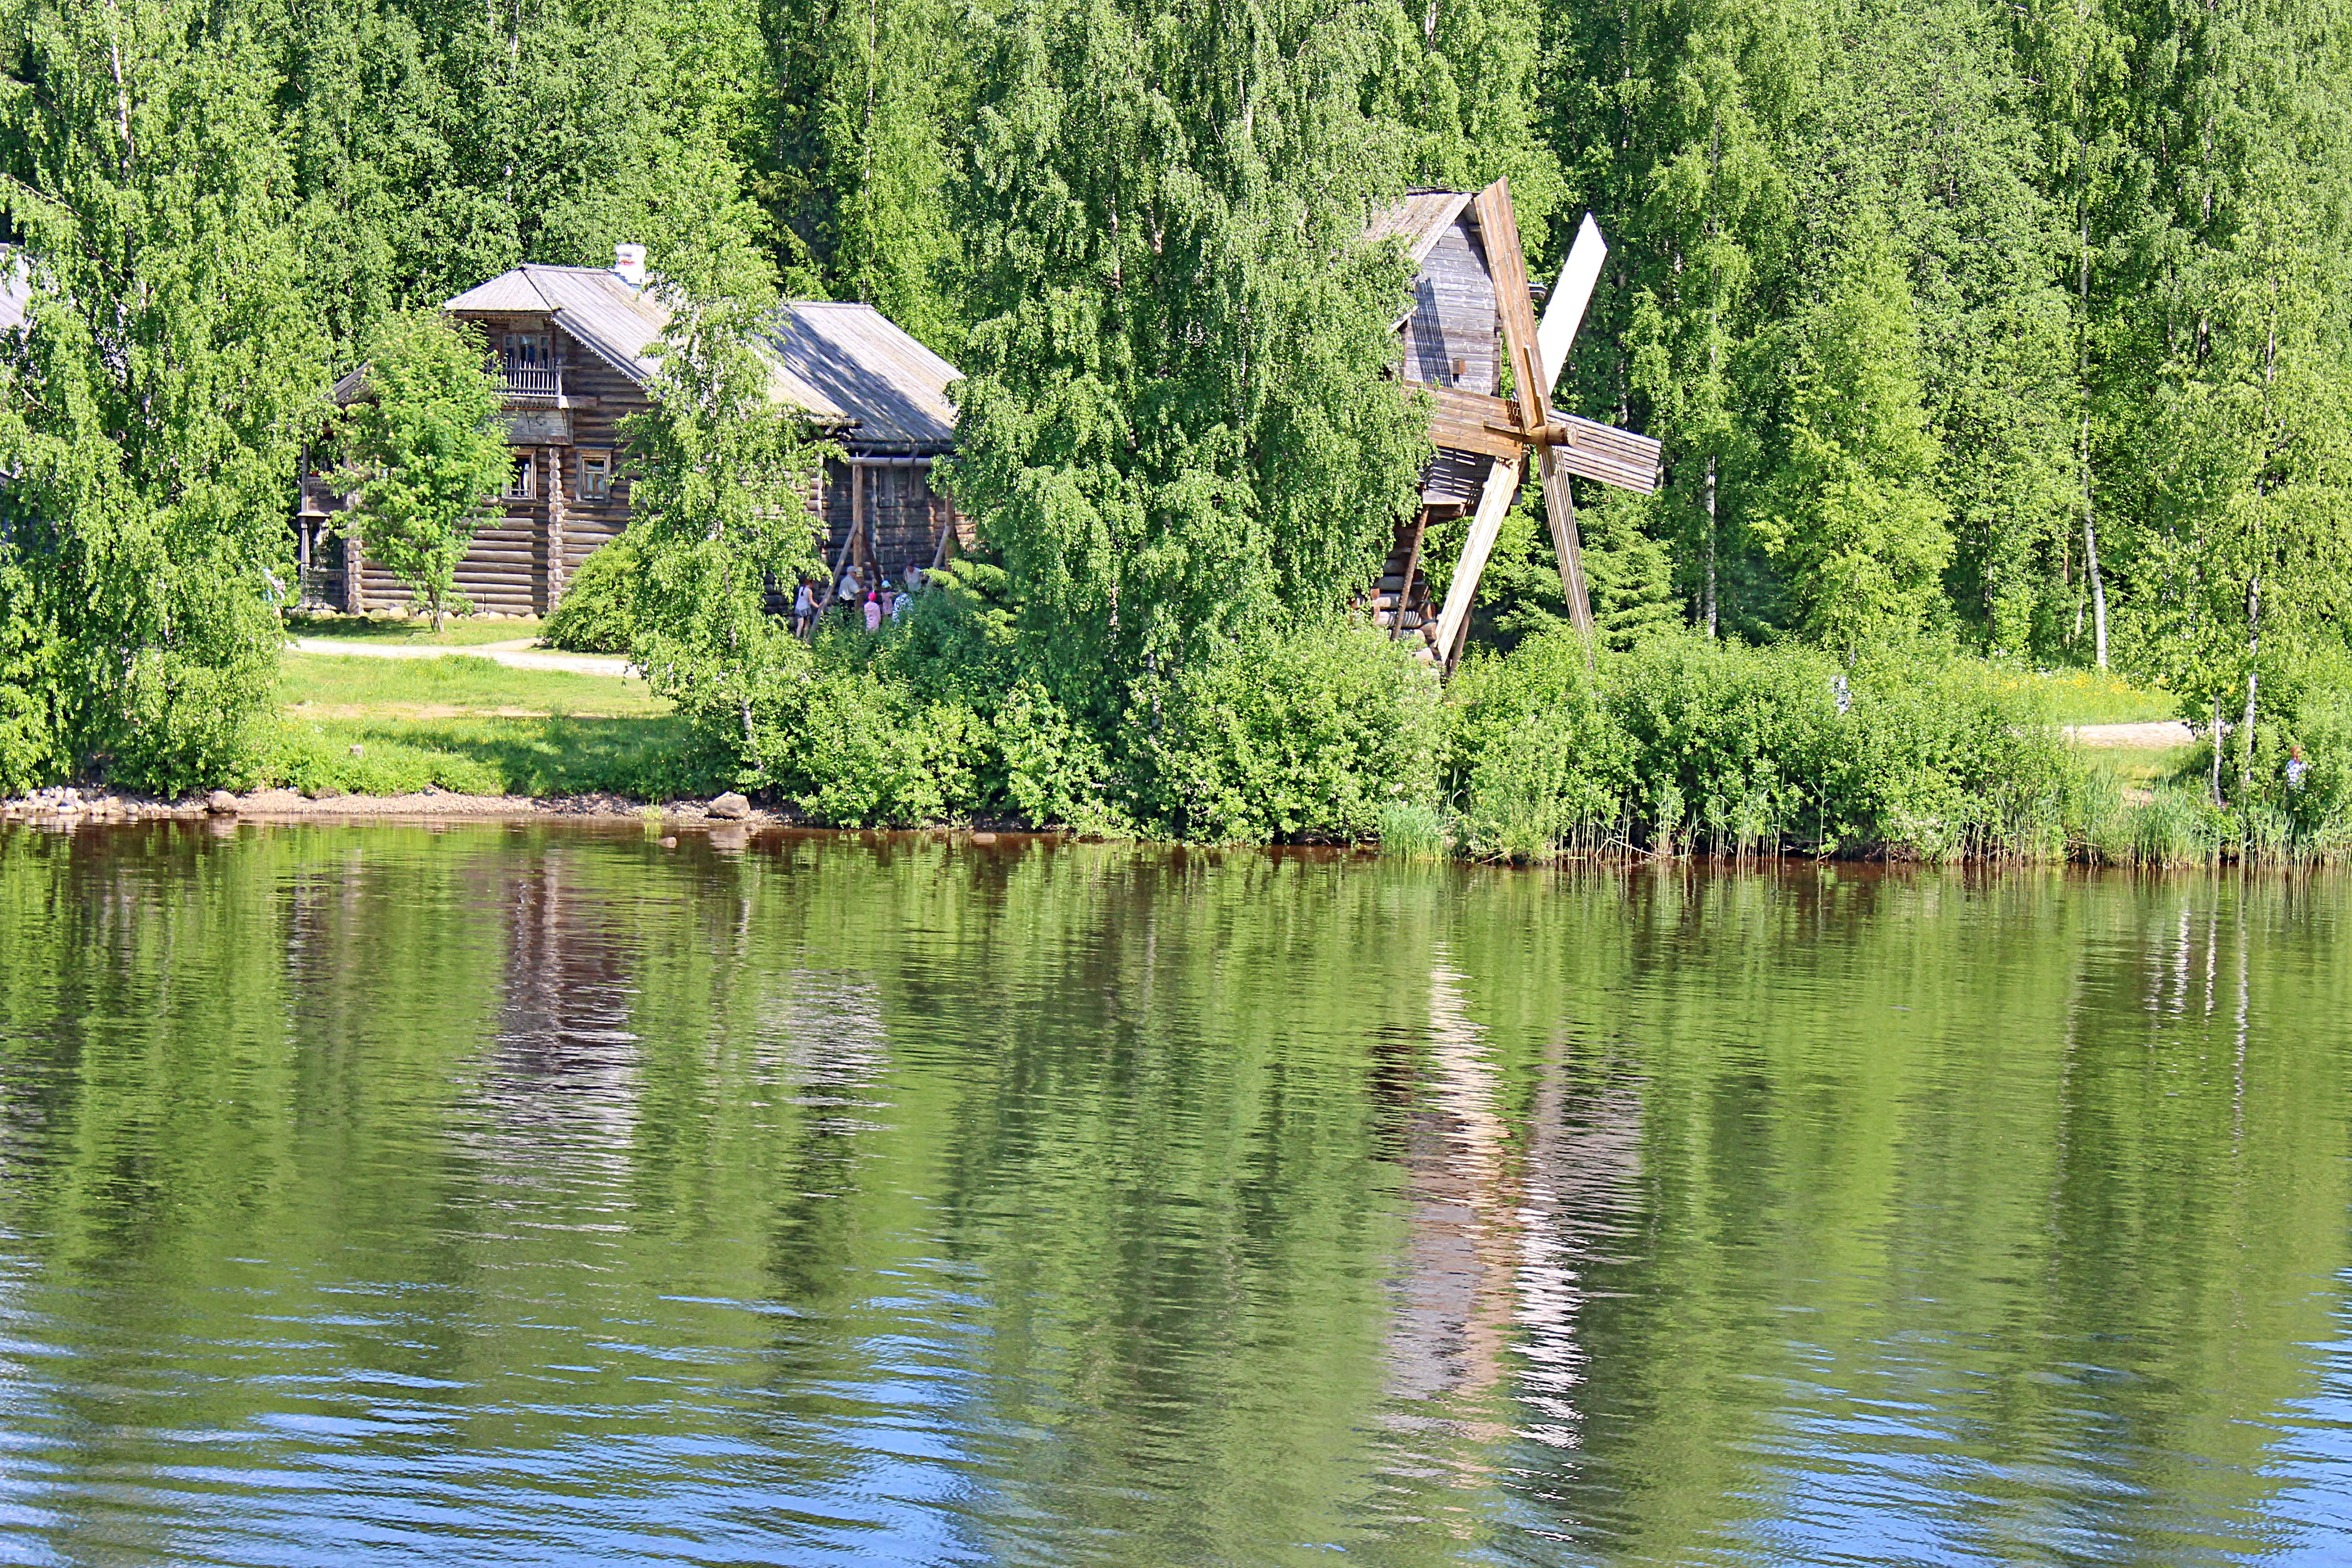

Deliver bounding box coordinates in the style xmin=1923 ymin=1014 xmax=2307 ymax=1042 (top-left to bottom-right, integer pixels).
xmin=503 ymin=367 xmax=562 ymax=399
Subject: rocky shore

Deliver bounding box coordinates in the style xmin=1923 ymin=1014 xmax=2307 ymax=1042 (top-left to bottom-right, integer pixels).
xmin=0 ymin=787 xmax=771 ymax=827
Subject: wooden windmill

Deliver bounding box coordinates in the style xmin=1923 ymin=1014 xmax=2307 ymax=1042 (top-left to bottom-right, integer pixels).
xmin=1365 ymin=179 xmax=1663 ymax=665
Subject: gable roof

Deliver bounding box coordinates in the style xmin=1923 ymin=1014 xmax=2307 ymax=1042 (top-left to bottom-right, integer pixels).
xmin=1363 ymin=190 xmax=1480 ymax=267
xmin=441 ymin=265 xmax=960 ymax=450
xmin=444 ymin=264 xmax=679 ymax=386
xmin=766 ymin=303 xmax=960 ymax=451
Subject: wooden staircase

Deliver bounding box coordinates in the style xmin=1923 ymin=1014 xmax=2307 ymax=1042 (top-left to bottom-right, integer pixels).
xmin=1368 ymin=509 xmax=1446 ymax=662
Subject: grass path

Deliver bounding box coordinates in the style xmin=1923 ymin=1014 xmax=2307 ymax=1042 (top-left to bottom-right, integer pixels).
xmin=288 ymin=636 xmax=633 ymax=678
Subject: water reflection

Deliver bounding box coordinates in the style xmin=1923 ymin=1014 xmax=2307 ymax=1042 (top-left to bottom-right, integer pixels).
xmin=0 ymin=825 xmax=2343 ymax=1566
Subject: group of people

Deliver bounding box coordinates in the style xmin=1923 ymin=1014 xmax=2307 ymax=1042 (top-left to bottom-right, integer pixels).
xmin=790 ymin=561 xmax=931 ymax=638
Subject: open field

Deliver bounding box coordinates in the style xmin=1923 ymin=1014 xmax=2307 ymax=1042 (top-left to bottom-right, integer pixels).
xmin=267 ymin=654 xmax=725 ymax=799
xmin=2079 ymin=743 xmax=2202 ymax=804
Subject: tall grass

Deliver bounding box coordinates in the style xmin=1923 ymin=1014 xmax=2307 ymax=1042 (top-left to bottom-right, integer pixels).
xmin=1372 ymin=799 xmax=1449 ymax=860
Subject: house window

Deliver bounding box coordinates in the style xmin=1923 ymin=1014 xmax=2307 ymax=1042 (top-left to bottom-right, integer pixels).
xmin=502 ymin=332 xmax=550 ymax=372
xmin=578 ymin=451 xmax=613 ymax=501
xmin=505 ymin=452 xmax=536 ymax=499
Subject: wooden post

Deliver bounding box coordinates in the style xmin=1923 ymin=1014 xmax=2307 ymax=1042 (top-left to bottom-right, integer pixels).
xmin=1433 ymin=455 xmax=1522 ymax=660
xmin=544 ymin=445 xmax=566 ymax=612
xmin=344 ymin=513 xmax=366 ymax=612
xmin=849 ymin=461 xmax=866 ymax=584
xmin=1392 ymin=510 xmax=1429 ymax=642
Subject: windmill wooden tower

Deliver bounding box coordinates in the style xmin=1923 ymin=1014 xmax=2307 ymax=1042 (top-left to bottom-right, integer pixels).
xmin=1365 ymin=180 xmax=1663 ymax=665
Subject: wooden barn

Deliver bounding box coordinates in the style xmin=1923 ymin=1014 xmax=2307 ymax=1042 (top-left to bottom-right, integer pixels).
xmin=296 ymin=246 xmax=967 ymax=616
xmin=1363 ymin=185 xmax=1663 ymax=665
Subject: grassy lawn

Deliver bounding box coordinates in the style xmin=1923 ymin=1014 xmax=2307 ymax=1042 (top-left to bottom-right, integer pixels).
xmin=286 ymin=612 xmax=546 ymax=647
xmin=279 ymin=653 xmax=667 ymax=717
xmin=2030 ymin=668 xmax=2182 ymax=725
xmin=2079 ymin=744 xmax=2204 ymax=803
xmin=267 ymin=653 xmax=727 ymax=799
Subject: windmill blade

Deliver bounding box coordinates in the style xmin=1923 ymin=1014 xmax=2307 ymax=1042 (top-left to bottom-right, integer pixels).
xmin=1539 ymin=446 xmax=1597 ymax=658
xmin=1536 ymin=214 xmax=1608 ymax=394
xmin=1431 ymin=454 xmax=1524 ymax=660
xmin=1472 ymin=181 xmax=1550 ymax=432
xmin=1472 ymin=179 xmax=1595 ymax=656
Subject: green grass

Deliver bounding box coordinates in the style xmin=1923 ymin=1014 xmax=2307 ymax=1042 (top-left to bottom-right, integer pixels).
xmin=277 ymin=652 xmax=669 ymax=717
xmin=286 ymin=612 xmax=545 ymax=647
xmin=2077 ymin=743 xmax=2202 ymax=801
xmin=2029 ymin=668 xmax=2181 ymax=725
xmin=265 ymin=652 xmax=724 ymax=798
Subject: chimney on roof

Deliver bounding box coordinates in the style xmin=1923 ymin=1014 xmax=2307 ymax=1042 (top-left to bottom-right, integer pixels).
xmin=612 ymin=243 xmax=647 ymax=288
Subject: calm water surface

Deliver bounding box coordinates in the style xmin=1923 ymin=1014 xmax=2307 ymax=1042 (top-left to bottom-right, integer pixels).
xmin=0 ymin=820 xmax=2347 ymax=1566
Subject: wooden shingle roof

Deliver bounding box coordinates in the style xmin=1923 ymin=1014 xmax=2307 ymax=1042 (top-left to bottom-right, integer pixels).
xmin=767 ymin=303 xmax=960 ymax=452
xmin=440 ymin=265 xmax=960 ymax=451
xmin=1363 ymin=190 xmax=1479 ymax=266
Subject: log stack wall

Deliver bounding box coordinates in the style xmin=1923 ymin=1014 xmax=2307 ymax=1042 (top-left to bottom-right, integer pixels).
xmin=334 ymin=301 xmax=960 ymax=615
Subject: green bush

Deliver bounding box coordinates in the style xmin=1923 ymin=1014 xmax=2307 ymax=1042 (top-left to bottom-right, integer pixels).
xmin=1443 ymin=630 xmax=1624 ymax=861
xmin=543 ymin=534 xmax=642 ymax=653
xmin=1125 ymin=621 xmax=1443 ymax=843
xmin=1439 ymin=630 xmax=2078 ymax=862
xmin=773 ymin=667 xmax=981 ymax=827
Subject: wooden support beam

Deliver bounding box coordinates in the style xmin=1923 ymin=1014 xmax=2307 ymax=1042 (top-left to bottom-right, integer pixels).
xmin=1474 ymin=180 xmax=1551 ymax=436
xmin=1539 ymin=445 xmax=1596 ymax=662
xmin=1392 ymin=509 xmax=1429 ymax=642
xmin=849 ymin=461 xmax=866 ymax=581
xmin=1533 ymin=413 xmax=1664 ymax=495
xmin=1479 ymin=177 xmax=1595 ymax=655
xmin=1432 ymin=455 xmax=1522 ymax=658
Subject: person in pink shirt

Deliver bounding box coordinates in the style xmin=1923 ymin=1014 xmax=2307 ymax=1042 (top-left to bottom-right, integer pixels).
xmin=863 ymin=590 xmax=882 ymax=633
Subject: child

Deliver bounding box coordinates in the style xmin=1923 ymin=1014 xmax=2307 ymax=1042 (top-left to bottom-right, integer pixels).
xmin=863 ymin=589 xmax=882 ymax=633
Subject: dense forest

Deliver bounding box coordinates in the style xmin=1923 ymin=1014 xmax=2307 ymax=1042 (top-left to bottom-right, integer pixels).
xmin=2 ymin=0 xmax=2349 ymax=848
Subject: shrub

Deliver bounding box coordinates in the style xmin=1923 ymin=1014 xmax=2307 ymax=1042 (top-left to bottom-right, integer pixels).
xmin=1441 ymin=631 xmax=2077 ymax=862
xmin=1443 ymin=630 xmax=1624 ymax=861
xmin=1125 ymin=621 xmax=1442 ymax=843
xmin=543 ymin=534 xmax=642 ymax=653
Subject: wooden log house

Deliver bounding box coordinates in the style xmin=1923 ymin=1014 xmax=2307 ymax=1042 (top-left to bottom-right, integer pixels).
xmin=296 ymin=246 xmax=967 ymax=616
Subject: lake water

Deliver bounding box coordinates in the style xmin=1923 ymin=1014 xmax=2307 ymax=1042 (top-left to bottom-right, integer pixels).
xmin=0 ymin=822 xmax=2347 ymax=1566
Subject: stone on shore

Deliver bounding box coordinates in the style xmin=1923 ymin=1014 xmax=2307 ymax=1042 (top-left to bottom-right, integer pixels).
xmin=707 ymin=792 xmax=751 ymax=821
xmin=206 ymin=790 xmax=239 ymax=816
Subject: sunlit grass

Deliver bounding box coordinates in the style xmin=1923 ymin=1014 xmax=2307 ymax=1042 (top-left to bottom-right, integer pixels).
xmin=286 ymin=612 xmax=545 ymax=647
xmin=267 ymin=654 xmax=716 ymax=798
xmin=2027 ymin=667 xmax=2180 ymax=725
xmin=277 ymin=653 xmax=668 ymax=719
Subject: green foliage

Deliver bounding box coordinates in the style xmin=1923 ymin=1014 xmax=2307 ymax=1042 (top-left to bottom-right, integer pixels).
xmin=945 ymin=0 xmax=1432 ymax=721
xmin=541 ymin=534 xmax=642 ymax=653
xmin=621 ymin=251 xmax=825 ymax=764
xmin=0 ymin=0 xmax=323 ymax=797
xmin=750 ymin=665 xmax=981 ymax=827
xmin=1122 ymin=623 xmax=1443 ymax=843
xmin=337 ymin=310 xmax=509 ymax=630
xmin=1757 ymin=229 xmax=1954 ymax=657
xmin=1442 ymin=631 xmax=2078 ymax=861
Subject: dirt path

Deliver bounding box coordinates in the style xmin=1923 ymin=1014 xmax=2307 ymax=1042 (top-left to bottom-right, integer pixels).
xmin=2066 ymin=720 xmax=2196 ymax=748
xmin=288 ymin=637 xmax=634 ymax=679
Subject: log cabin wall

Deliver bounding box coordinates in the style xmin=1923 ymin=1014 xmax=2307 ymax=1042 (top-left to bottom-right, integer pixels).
xmin=1402 ymin=212 xmax=1500 ymax=512
xmin=346 ymin=311 xmax=651 ymax=616
xmin=321 ymin=270 xmax=968 ymax=617
xmin=815 ymin=457 xmax=957 ymax=589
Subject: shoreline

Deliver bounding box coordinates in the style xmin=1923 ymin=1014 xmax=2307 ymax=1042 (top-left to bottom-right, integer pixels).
xmin=2 ymin=786 xmax=713 ymax=826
